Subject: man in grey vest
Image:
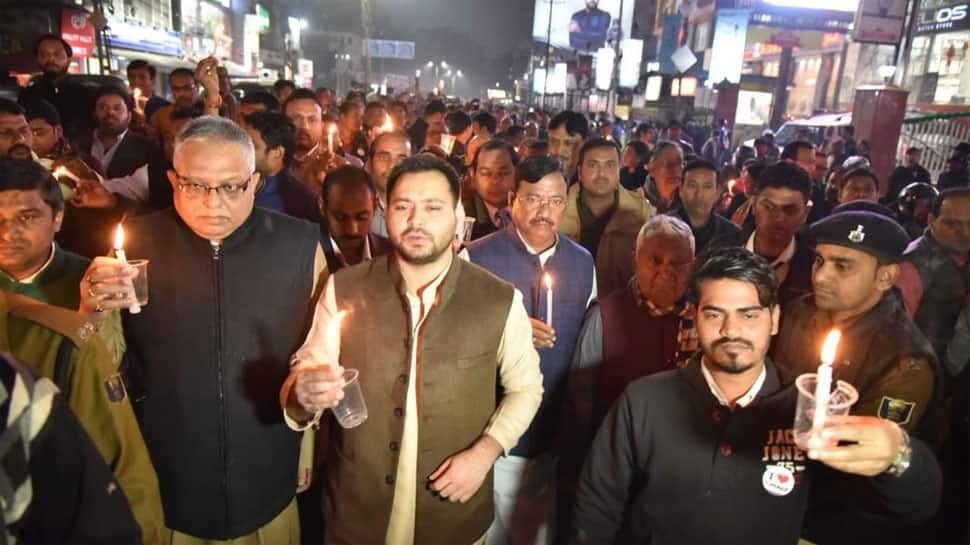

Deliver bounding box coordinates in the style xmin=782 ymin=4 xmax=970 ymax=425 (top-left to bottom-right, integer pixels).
xmin=283 ymin=155 xmax=543 ymax=545
xmin=79 ymin=116 xmax=327 ymax=543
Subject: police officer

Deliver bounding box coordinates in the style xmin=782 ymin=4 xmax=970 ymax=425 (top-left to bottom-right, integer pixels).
xmin=0 ymin=289 xmax=164 ymax=544
xmin=773 ymin=210 xmax=942 ymax=544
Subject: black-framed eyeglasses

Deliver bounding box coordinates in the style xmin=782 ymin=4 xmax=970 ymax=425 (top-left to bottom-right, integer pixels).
xmin=171 ymin=170 xmax=253 ymax=201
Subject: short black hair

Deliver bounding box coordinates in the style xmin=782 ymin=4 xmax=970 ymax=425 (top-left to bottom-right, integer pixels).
xmin=527 ymin=139 xmax=549 ymax=154
xmin=322 ymin=164 xmax=377 ymax=203
xmin=245 ymin=111 xmax=296 ymax=166
xmin=472 ymin=139 xmax=519 ymax=171
xmin=424 ymin=100 xmax=447 ymax=117
xmin=0 ymin=158 xmax=63 ymax=214
xmin=93 ymin=85 xmax=134 ymax=113
xmin=338 ymin=101 xmax=359 ymax=116
xmin=23 ymin=99 xmax=60 ymax=126
xmin=668 ymin=120 xmax=683 ymax=129
xmin=0 ymin=98 xmax=25 ymax=117
xmin=932 ymin=186 xmax=970 ymax=217
xmin=842 ymin=167 xmax=879 ymax=191
xmin=683 ymin=159 xmax=718 ymax=179
xmin=445 ymin=111 xmax=472 ymax=135
xmin=283 ymin=89 xmax=321 ymax=113
xmin=781 ymin=140 xmax=814 ymax=161
xmin=473 ymin=112 xmax=498 ymax=135
xmin=126 ymin=60 xmax=156 ymax=79
xmin=386 ymin=154 xmax=460 ymax=204
xmin=34 ymin=34 xmax=72 ymax=59
xmin=240 ymin=91 xmax=280 ymax=112
xmin=169 ymin=68 xmax=196 ymax=82
xmin=273 ymin=79 xmax=296 ymax=93
xmin=548 ymin=110 xmax=589 ymax=139
xmin=576 ymin=137 xmax=621 ymax=169
xmin=688 ymin=247 xmax=779 ymax=308
xmin=650 ymin=140 xmax=683 ymax=159
xmin=634 ymin=123 xmax=655 ymax=137
xmin=625 ymin=140 xmax=650 ymax=163
xmin=514 ymin=155 xmax=563 ymax=192
xmin=755 ymin=161 xmax=813 ymax=202
xmin=367 ymin=129 xmax=411 ymax=160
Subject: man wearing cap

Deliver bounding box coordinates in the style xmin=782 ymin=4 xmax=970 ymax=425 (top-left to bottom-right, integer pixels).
xmin=772 ymin=210 xmax=942 ymax=543
xmin=887 ymin=148 xmax=932 ymax=202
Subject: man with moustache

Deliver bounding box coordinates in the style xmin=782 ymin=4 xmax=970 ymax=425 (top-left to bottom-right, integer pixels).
xmin=547 ymin=111 xmax=588 ymax=182
xmin=366 ymin=130 xmax=412 ymax=237
xmin=282 ymin=155 xmax=543 ymax=545
xmin=320 ymin=165 xmax=393 ymax=271
xmin=465 ymin=156 xmax=595 ymax=544
xmin=671 ymin=159 xmax=742 ymax=254
xmin=464 ymin=140 xmax=519 ymax=241
xmin=773 ymin=211 xmax=941 ymax=544
xmin=559 ymin=138 xmax=655 ymax=296
xmin=284 ymin=89 xmax=330 ymax=190
xmin=572 ymin=248 xmax=942 ymax=544
xmin=19 ymin=35 xmax=97 ymax=141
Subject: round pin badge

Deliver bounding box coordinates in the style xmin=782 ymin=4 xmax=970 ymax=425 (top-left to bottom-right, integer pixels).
xmin=762 ymin=465 xmax=796 ymax=497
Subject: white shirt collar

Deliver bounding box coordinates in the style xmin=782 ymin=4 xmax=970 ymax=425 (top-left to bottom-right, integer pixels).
xmin=515 ymin=229 xmax=557 ymax=267
xmin=329 ymin=235 xmax=372 ymax=263
xmin=11 ymin=243 xmax=56 ymax=284
xmin=745 ymin=231 xmax=797 ymax=269
xmin=700 ymin=358 xmax=767 ymax=408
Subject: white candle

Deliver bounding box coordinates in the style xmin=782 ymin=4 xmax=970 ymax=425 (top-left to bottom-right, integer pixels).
xmin=324 ymin=310 xmax=348 ymax=365
xmin=810 ymin=330 xmax=841 ymax=445
xmin=327 ymin=126 xmax=336 ymax=154
xmin=52 ymin=167 xmax=81 ymax=185
xmin=381 ymin=114 xmax=394 ymax=134
xmin=544 ymin=273 xmax=553 ymax=327
xmin=113 ymin=224 xmax=141 ymax=314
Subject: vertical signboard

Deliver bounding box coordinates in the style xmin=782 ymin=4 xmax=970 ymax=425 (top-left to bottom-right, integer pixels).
xmin=708 ymin=9 xmax=750 ymax=84
xmin=61 ymin=8 xmax=96 ymax=58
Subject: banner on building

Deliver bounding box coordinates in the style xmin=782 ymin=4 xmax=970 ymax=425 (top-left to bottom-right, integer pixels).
xmin=532 ymin=0 xmax=634 ymax=51
xmin=658 ymin=14 xmax=683 ymax=75
xmin=576 ymin=54 xmax=594 ymax=90
xmin=61 ymin=8 xmax=96 ymax=58
xmin=853 ymin=0 xmax=907 ymax=43
xmin=533 ymin=62 xmax=568 ymax=94
xmin=915 ymin=1 xmax=970 ymax=35
xmin=595 ymin=47 xmax=615 ymax=90
xmin=106 ymin=16 xmax=182 ymax=57
xmin=708 ymin=9 xmax=750 ymax=84
xmin=619 ymin=39 xmax=643 ymax=88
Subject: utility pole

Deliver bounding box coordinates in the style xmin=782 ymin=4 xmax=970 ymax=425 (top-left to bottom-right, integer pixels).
xmin=543 ymin=0 xmax=553 ymax=108
xmin=361 ymin=0 xmax=373 ymax=93
xmin=608 ymin=0 xmax=625 ymax=116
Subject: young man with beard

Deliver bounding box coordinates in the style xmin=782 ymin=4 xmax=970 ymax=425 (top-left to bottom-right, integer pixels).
xmin=365 ymin=130 xmax=412 ymax=237
xmin=572 ymin=247 xmax=942 ymax=544
xmin=559 ymin=138 xmax=655 ymax=296
xmin=773 ymin=210 xmax=942 ymax=544
xmin=671 ymin=159 xmax=741 ymax=254
xmin=283 ymin=155 xmax=542 ymax=545
xmin=18 ymin=35 xmax=97 ymax=141
xmin=547 ymin=111 xmax=588 ymax=182
xmin=464 ymin=156 xmax=595 ymax=545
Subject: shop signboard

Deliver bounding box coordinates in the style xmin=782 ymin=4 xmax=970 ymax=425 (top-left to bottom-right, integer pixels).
xmin=915 ymin=2 xmax=970 ymax=35
xmin=853 ymin=0 xmax=907 ymax=44
xmin=708 ymin=8 xmax=751 ymax=84
xmin=366 ymin=40 xmax=415 ymax=60
xmin=619 ymin=39 xmax=643 ymax=88
xmin=61 ymin=8 xmax=96 ymax=59
xmin=532 ymin=0 xmax=635 ymax=51
xmin=106 ymin=17 xmax=182 ymax=57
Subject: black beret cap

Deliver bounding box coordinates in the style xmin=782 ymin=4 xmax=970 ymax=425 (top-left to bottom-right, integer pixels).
xmin=810 ymin=210 xmax=910 ymax=263
xmin=830 ymin=200 xmax=897 ymax=218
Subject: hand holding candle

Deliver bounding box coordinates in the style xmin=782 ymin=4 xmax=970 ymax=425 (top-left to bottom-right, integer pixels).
xmin=792 ymin=329 xmax=859 ymax=450
xmin=809 ymin=330 xmax=841 ymax=444
xmin=544 ymin=273 xmax=554 ymax=327
xmin=52 ymin=166 xmax=82 ymax=187
xmin=113 ymin=224 xmax=142 ymax=314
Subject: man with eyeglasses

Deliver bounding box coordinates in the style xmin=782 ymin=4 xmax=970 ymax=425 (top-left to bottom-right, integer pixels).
xmin=78 ymin=117 xmax=327 ymax=544
xmin=560 ymin=138 xmax=655 ymax=297
xmin=365 ymin=129 xmax=412 ymax=237
xmin=743 ymin=161 xmax=816 ymax=309
xmin=463 ymin=155 xmax=595 ymax=545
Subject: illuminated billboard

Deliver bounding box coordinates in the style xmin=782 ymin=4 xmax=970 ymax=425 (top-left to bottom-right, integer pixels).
xmin=533 ymin=0 xmax=635 ymax=52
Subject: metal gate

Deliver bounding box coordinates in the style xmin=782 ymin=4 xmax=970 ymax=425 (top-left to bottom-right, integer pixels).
xmin=897 ymin=112 xmax=970 ymax=181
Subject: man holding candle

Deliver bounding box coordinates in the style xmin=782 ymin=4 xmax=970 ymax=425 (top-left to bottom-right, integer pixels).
xmin=283 ymin=155 xmax=543 ymax=545
xmin=773 ymin=210 xmax=942 ymax=544
xmin=80 ymin=117 xmax=328 ymax=543
xmin=463 ymin=155 xmax=596 ymax=544
xmin=572 ymin=247 xmax=943 ymax=544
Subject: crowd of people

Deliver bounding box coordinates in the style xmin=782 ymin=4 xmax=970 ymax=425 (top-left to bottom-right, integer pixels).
xmin=0 ymin=33 xmax=965 ymax=545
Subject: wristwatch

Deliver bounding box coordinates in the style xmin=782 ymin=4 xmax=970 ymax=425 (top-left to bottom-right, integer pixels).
xmin=885 ymin=423 xmax=912 ymax=477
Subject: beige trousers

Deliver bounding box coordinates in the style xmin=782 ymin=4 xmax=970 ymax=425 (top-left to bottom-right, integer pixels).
xmin=165 ymin=499 xmax=299 ymax=545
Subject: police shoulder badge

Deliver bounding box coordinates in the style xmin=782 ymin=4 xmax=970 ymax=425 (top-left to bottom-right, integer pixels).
xmin=877 ymin=396 xmax=915 ymax=425
xmin=848 ymin=224 xmax=866 ymax=243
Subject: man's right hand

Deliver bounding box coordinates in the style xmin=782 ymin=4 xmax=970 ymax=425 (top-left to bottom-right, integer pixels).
xmin=289 ymin=363 xmax=346 ymax=419
xmin=530 ymin=317 xmax=556 ymax=349
xmin=79 ymin=257 xmax=138 ymax=321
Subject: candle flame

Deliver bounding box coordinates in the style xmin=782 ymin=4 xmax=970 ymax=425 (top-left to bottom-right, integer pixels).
xmin=113 ymin=224 xmax=125 ymax=250
xmin=543 ymin=273 xmax=553 ymax=290
xmin=325 ymin=309 xmax=348 ymax=362
xmin=328 ymin=125 xmax=337 ymax=135
xmin=52 ymin=167 xmax=68 ymax=178
xmin=381 ymin=114 xmax=394 ymax=133
xmin=133 ymin=87 xmax=142 ymax=98
xmin=821 ymin=330 xmax=841 ymax=366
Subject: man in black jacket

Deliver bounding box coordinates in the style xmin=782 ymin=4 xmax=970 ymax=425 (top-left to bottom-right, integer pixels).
xmin=670 ymin=159 xmax=741 ymax=255
xmin=573 ymin=248 xmax=942 ymax=544
xmin=79 ymin=117 xmax=327 ymax=543
xmin=18 ymin=35 xmax=97 ymax=141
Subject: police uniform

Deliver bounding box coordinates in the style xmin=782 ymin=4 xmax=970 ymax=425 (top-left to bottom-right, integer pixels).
xmin=0 ymin=290 xmax=165 ymax=544
xmin=773 ymin=211 xmax=944 ymax=544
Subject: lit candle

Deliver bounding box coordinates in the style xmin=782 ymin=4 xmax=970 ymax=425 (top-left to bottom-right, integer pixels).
xmin=380 ymin=113 xmax=394 ymax=133
xmin=810 ymin=330 xmax=841 ymax=445
xmin=113 ymin=224 xmax=141 ymax=314
xmin=52 ymin=166 xmax=81 ymax=185
xmin=544 ymin=273 xmax=553 ymax=327
xmin=325 ymin=310 xmax=348 ymax=365
xmin=327 ymin=125 xmax=336 ymax=154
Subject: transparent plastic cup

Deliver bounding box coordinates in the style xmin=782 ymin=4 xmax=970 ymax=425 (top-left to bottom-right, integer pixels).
xmin=332 ymin=368 xmax=367 ymax=429
xmin=462 ymin=217 xmax=476 ymax=241
xmin=129 ymin=259 xmax=149 ymax=306
xmin=793 ymin=373 xmax=859 ymax=450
